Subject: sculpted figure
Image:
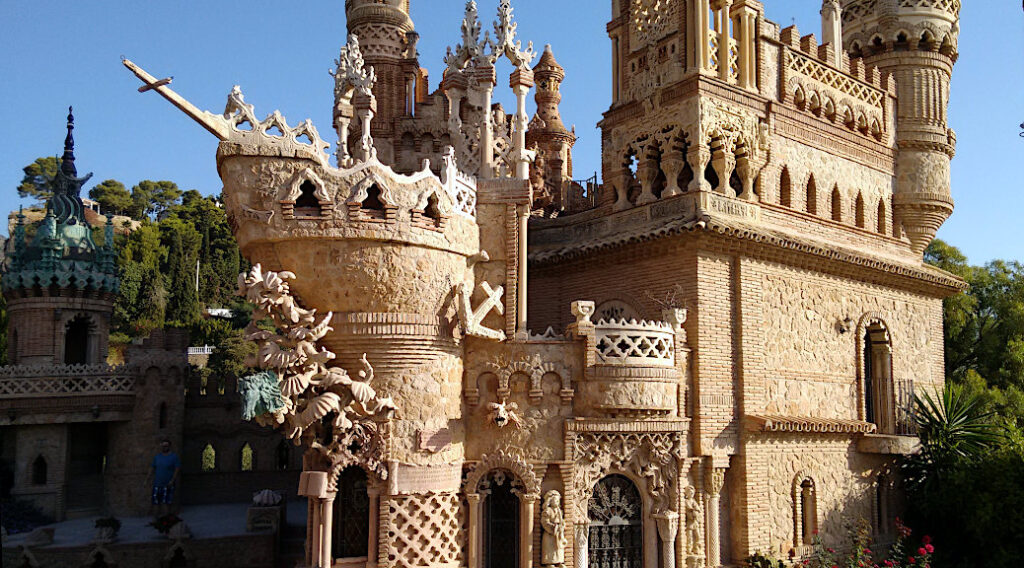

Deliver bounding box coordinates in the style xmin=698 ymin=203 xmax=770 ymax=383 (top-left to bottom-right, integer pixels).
xmin=541 ymin=490 xmax=566 ymax=566
xmin=684 ymin=485 xmax=703 ymax=555
xmin=487 ymin=397 xmax=523 ymax=429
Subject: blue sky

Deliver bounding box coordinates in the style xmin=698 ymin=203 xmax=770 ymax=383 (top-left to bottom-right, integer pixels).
xmin=0 ymin=1 xmax=1020 ymax=263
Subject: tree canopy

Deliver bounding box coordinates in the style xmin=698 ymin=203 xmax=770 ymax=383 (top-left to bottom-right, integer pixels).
xmin=17 ymin=156 xmax=59 ymax=202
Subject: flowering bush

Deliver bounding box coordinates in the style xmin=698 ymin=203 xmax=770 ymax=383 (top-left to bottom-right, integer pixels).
xmin=745 ymin=519 xmax=935 ymax=568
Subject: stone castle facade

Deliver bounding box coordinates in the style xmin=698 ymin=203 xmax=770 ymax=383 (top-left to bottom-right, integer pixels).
xmin=123 ymin=0 xmax=965 ymax=566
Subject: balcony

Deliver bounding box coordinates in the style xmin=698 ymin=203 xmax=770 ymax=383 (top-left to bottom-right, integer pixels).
xmin=0 ymin=364 xmax=135 ymax=424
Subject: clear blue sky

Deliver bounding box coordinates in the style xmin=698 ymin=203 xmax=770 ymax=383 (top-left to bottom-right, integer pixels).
xmin=0 ymin=1 xmax=1020 ymax=263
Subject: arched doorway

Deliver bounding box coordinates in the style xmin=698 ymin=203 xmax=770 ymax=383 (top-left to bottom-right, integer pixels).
xmin=64 ymin=314 xmax=94 ymax=365
xmin=333 ymin=466 xmax=370 ymax=560
xmin=482 ymin=470 xmax=520 ymax=568
xmin=588 ymin=474 xmax=643 ymax=568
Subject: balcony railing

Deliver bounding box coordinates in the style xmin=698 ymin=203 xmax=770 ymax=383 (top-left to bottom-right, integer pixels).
xmin=895 ymin=378 xmax=918 ymax=436
xmin=0 ymin=374 xmax=134 ymax=398
xmin=594 ymin=318 xmax=675 ymax=367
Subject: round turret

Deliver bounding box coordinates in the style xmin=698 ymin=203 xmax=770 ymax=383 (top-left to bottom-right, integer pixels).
xmin=840 ymin=0 xmax=960 ymax=254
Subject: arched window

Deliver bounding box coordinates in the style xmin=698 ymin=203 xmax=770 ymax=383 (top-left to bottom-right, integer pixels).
xmin=863 ymin=320 xmax=895 ymax=434
xmin=295 ymin=180 xmax=320 ymax=214
xmin=64 ymin=314 xmax=94 ymax=365
xmin=831 ymin=186 xmax=843 ymax=222
xmin=876 ymin=200 xmax=887 ymax=234
xmin=32 ymin=455 xmax=47 ymax=485
xmin=201 ymin=444 xmax=216 ymax=472
xmin=363 ymin=185 xmax=385 ymax=211
xmin=333 ymin=467 xmax=370 ymax=559
xmin=589 ymin=475 xmax=643 ymax=568
xmin=276 ymin=440 xmax=290 ymax=471
xmin=240 ymin=443 xmax=254 ymax=472
xmin=779 ymin=167 xmax=792 ymax=207
xmin=158 ymin=402 xmax=168 ymax=429
xmin=595 ymin=299 xmax=641 ymax=322
xmin=482 ymin=470 xmax=521 ymax=568
xmin=855 ymin=192 xmax=866 ymax=228
xmin=806 ymin=175 xmax=817 ymax=215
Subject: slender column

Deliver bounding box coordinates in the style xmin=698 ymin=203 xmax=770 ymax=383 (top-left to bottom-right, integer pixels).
xmin=687 ymin=146 xmax=712 ymax=192
xmin=690 ymin=0 xmax=712 ymax=72
xmin=311 ymin=498 xmax=322 ymax=568
xmin=516 ymin=205 xmax=529 ymax=340
xmin=321 ymin=494 xmax=336 ymax=568
xmin=468 ymin=493 xmax=482 ymax=568
xmin=522 ymin=495 xmax=538 ymax=568
xmin=574 ymin=523 xmax=589 ymax=568
xmin=712 ymin=150 xmax=736 ymax=196
xmin=715 ymin=1 xmax=733 ymax=81
xmin=656 ymin=512 xmax=680 ymax=568
xmin=636 ymin=157 xmax=660 ymax=205
xmin=475 ymin=65 xmax=497 ymax=178
xmin=511 ymin=68 xmax=535 ymax=181
xmin=306 ymin=497 xmax=316 ymax=568
xmin=821 ymin=0 xmax=842 ymax=68
xmin=336 ymin=114 xmax=353 ymax=166
xmin=406 ymin=75 xmax=416 ymax=116
xmin=612 ymin=34 xmax=621 ymax=102
xmin=705 ymin=467 xmax=726 ymax=568
xmin=353 ymin=92 xmax=377 ymax=163
xmin=614 ymin=168 xmax=634 ymax=211
xmin=737 ymin=158 xmax=756 ymax=201
xmin=367 ymin=488 xmax=381 ymax=568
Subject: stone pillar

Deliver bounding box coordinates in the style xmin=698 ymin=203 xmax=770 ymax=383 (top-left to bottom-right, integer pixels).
xmin=367 ymin=488 xmax=381 ymax=568
xmin=637 ymin=157 xmax=660 ymax=205
xmin=511 ymin=68 xmax=536 ymax=181
xmin=516 ymin=204 xmax=530 ymax=341
xmin=522 ymin=494 xmax=538 ymax=568
xmin=574 ymin=522 xmax=589 ymax=568
xmin=321 ymin=494 xmax=336 ymax=568
xmin=661 ymin=154 xmax=685 ymax=198
xmin=656 ymin=512 xmax=680 ymax=568
xmin=689 ymin=0 xmax=712 ymax=72
xmin=736 ymin=157 xmax=757 ymax=201
xmin=732 ymin=4 xmax=759 ymax=90
xmin=353 ymin=92 xmax=377 ymax=163
xmin=614 ymin=168 xmax=633 ymax=211
xmin=475 ymin=65 xmax=498 ymax=178
xmin=821 ymin=0 xmax=842 ymax=67
xmin=687 ymin=146 xmax=712 ymax=193
xmin=310 ymin=498 xmax=322 ymax=568
xmin=406 ymin=75 xmax=417 ymax=116
xmin=468 ymin=493 xmax=482 ymax=568
xmin=705 ymin=467 xmax=725 ymax=568
xmin=336 ymin=110 xmax=353 ymax=166
xmin=712 ymin=149 xmax=735 ymax=197
xmin=714 ymin=0 xmax=734 ymax=81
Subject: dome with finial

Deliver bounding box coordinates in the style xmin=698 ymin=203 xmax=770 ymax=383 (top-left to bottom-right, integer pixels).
xmin=2 ymin=108 xmax=119 ymax=295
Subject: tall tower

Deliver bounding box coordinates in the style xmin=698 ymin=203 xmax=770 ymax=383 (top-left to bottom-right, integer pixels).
xmin=840 ymin=0 xmax=961 ymax=254
xmin=343 ymin=0 xmax=420 ymax=164
xmin=526 ymin=45 xmax=577 ymax=212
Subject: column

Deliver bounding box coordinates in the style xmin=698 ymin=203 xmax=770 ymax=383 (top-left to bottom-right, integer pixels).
xmin=521 ymin=494 xmax=537 ymax=568
xmin=736 ymin=157 xmax=757 ymax=201
xmin=321 ymin=494 xmax=336 ymax=568
xmin=367 ymin=488 xmax=381 ymax=568
xmin=689 ymin=0 xmax=712 ymax=72
xmin=712 ymin=149 xmax=735 ymax=196
xmin=468 ymin=493 xmax=482 ymax=568
xmin=511 ymin=68 xmax=535 ymax=181
xmin=354 ymin=92 xmax=377 ymax=163
xmin=406 ymin=75 xmax=416 ymax=116
xmin=516 ymin=204 xmax=529 ymax=341
xmin=475 ymin=65 xmax=497 ymax=178
xmin=612 ymin=34 xmax=621 ymax=102
xmin=656 ymin=512 xmax=680 ymax=568
xmin=661 ymin=154 xmax=685 ymax=198
xmin=574 ymin=523 xmax=589 ymax=568
xmin=637 ymin=156 xmax=660 ymax=205
xmin=306 ymin=498 xmax=316 ymax=568
xmin=715 ymin=0 xmax=733 ymax=82
xmin=821 ymin=0 xmax=842 ymax=68
xmin=311 ymin=498 xmax=322 ymax=568
xmin=705 ymin=467 xmax=725 ymax=568
xmin=614 ymin=168 xmax=634 ymax=211
xmin=336 ymin=112 xmax=353 ymax=166
xmin=687 ymin=146 xmax=712 ymax=193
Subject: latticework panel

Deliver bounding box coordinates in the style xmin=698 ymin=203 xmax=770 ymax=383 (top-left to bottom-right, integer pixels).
xmin=386 ymin=493 xmax=463 ymax=568
xmin=788 ymin=51 xmax=884 ymax=109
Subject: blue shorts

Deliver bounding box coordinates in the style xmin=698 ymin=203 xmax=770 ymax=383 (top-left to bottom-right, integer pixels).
xmin=152 ymin=485 xmax=175 ymax=505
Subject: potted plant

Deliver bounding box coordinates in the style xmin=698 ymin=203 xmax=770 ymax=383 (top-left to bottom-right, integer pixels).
xmin=94 ymin=516 xmax=121 ymax=543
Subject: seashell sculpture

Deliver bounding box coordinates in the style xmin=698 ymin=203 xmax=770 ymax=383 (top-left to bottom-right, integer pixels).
xmin=252 ymin=489 xmax=283 ymax=507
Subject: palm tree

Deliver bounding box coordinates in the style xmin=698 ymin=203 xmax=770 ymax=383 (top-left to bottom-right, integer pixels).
xmin=903 ymin=382 xmax=1002 ymax=491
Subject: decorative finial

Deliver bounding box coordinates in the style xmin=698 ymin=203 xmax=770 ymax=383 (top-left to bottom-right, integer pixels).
xmin=62 ymin=106 xmax=77 ymax=177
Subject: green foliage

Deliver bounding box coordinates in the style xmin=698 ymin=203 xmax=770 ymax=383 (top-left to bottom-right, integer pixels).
xmin=88 ymin=179 xmax=133 ymax=216
xmin=163 ymin=222 xmax=201 ymax=325
xmin=17 ymin=156 xmax=59 ymax=202
xmin=130 ymin=180 xmax=182 ymax=219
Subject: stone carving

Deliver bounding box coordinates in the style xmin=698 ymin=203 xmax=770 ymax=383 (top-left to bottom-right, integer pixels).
xmin=487 ymin=397 xmax=523 ymax=429
xmin=465 ymin=446 xmax=542 ymax=498
xmin=387 ymin=493 xmax=463 ymax=568
xmin=332 ymin=35 xmax=376 ymax=98
xmin=541 ymin=490 xmax=567 ymax=566
xmin=236 ymin=264 xmax=396 ymax=475
xmin=456 ymin=279 xmax=507 ymax=341
xmin=683 ymin=485 xmax=703 ymax=556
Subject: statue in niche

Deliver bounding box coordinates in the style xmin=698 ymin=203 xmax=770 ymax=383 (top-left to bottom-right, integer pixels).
xmin=541 ymin=490 xmax=566 ymax=566
xmin=684 ymin=485 xmax=703 ymax=555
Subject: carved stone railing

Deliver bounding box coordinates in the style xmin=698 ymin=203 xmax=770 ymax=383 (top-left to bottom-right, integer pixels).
xmin=0 ymin=374 xmax=135 ymax=398
xmin=0 ymin=363 xmax=130 ymax=379
xmin=593 ymin=318 xmax=675 ymax=368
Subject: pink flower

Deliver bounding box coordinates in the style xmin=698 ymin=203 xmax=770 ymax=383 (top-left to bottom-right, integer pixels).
xmin=918 ymin=548 xmax=927 ymax=556
xmin=908 ymin=557 xmax=915 ymax=564
xmin=864 ymin=549 xmax=872 ymax=554
xmin=925 ymin=544 xmax=934 ymax=554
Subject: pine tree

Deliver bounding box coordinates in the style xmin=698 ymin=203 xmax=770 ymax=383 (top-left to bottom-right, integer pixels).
xmin=165 ymin=230 xmax=200 ymax=325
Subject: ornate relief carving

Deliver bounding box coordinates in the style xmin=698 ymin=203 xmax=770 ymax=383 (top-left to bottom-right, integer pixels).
xmin=464 ymin=446 xmax=543 ymax=498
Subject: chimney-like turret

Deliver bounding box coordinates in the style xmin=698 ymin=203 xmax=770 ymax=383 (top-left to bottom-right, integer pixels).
xmin=841 ymin=0 xmax=960 ymax=255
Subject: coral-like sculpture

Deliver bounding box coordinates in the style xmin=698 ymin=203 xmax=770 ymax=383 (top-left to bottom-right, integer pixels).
xmin=237 ymin=265 xmax=396 ymax=445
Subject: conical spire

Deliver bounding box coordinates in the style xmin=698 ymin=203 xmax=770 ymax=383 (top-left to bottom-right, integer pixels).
xmin=61 ymin=106 xmax=77 ymax=178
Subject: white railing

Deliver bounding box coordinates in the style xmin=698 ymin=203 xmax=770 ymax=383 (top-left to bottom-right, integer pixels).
xmin=594 ymin=318 xmax=675 ymax=367
xmin=188 ymin=345 xmax=216 ymax=355
xmin=0 ymin=375 xmax=135 ymax=398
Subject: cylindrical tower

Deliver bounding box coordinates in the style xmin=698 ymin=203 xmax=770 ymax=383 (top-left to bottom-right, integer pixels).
xmin=526 ymin=45 xmax=577 ymax=212
xmin=840 ymin=0 xmax=961 ymax=254
xmin=3 ymin=109 xmax=119 ymax=366
xmin=343 ymin=0 xmax=419 ymax=164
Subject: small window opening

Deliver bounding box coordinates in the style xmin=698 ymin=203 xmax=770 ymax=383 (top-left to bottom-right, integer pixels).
xmin=295 ymin=181 xmax=320 ymax=214
xmin=855 ymin=193 xmax=866 ymax=228
xmin=158 ymin=402 xmax=168 ymax=429
xmin=32 ymin=455 xmax=48 ymax=485
xmin=877 ymin=200 xmax=887 ymax=234
xmin=780 ymin=167 xmax=792 ymax=207
xmin=201 ymin=444 xmax=216 ymax=472
xmin=831 ymin=186 xmax=843 ymax=222
xmin=362 ymin=184 xmax=385 ymax=211
xmin=800 ymin=479 xmax=817 ymax=543
xmin=424 ymin=194 xmax=442 ymax=222
xmin=806 ymin=175 xmax=818 ymax=215
xmin=65 ymin=315 xmax=93 ymax=365
xmin=241 ymin=443 xmax=254 ymax=472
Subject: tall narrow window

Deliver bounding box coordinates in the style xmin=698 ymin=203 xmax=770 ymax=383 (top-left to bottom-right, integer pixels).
xmin=276 ymin=440 xmax=290 ymax=471
xmin=64 ymin=315 xmax=93 ymax=365
xmin=855 ymin=193 xmax=866 ymax=228
xmin=334 ymin=467 xmax=370 ymax=559
xmin=201 ymin=444 xmax=216 ymax=472
xmin=779 ymin=167 xmax=792 ymax=207
xmin=240 ymin=443 xmax=254 ymax=472
xmin=806 ymin=175 xmax=817 ymax=215
xmin=800 ymin=479 xmax=817 ymax=543
xmin=158 ymin=402 xmax=168 ymax=429
xmin=863 ymin=321 xmax=895 ymax=434
xmin=32 ymin=455 xmax=47 ymax=485
xmin=877 ymin=200 xmax=887 ymax=234
xmin=831 ymin=186 xmax=843 ymax=222
xmin=484 ymin=471 xmax=520 ymax=568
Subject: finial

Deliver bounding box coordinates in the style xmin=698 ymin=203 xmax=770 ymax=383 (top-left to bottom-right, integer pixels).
xmin=61 ymin=106 xmax=77 ymax=177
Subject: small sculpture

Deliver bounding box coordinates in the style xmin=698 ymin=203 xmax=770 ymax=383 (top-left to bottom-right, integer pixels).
xmin=684 ymin=485 xmax=703 ymax=556
xmin=252 ymin=489 xmax=283 ymax=507
xmin=541 ymin=490 xmax=566 ymax=566
xmin=487 ymin=397 xmax=522 ymax=429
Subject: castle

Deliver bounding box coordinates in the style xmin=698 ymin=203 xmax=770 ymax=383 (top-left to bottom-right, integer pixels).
xmin=121 ymin=0 xmax=965 ymax=567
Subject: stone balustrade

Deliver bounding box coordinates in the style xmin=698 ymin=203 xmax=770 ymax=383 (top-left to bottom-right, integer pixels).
xmin=0 ymin=372 xmax=134 ymax=398
xmin=593 ymin=318 xmax=676 ymax=368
